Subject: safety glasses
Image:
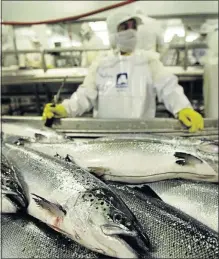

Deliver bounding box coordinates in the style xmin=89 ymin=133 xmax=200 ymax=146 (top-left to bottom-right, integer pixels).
xmin=117 ymin=19 xmax=137 ymax=32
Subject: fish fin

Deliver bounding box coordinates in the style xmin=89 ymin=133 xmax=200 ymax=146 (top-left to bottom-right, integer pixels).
xmin=1 ymin=185 xmax=28 ymax=212
xmin=1 ymin=159 xmax=29 ymax=210
xmin=130 ymin=185 xmax=163 ymax=201
xmin=53 ymin=153 xmax=74 ymax=164
xmin=2 ymin=189 xmax=19 ymax=196
xmin=54 ymin=153 xmax=63 ymax=159
xmin=65 ymin=154 xmax=74 ymax=163
xmin=3 ymin=135 xmax=32 ymax=145
xmin=31 ymin=193 xmax=67 ymax=217
xmin=174 ymin=152 xmax=203 ymax=166
xmin=175 ymin=159 xmax=186 ymax=166
xmin=14 ymin=137 xmax=32 ymax=146
xmin=34 ymin=133 xmax=47 ymax=141
xmin=88 ymin=167 xmax=111 ymax=177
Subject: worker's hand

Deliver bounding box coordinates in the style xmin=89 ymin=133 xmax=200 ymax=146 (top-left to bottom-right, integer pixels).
xmin=177 ymin=108 xmax=204 ymax=133
xmin=42 ymin=103 xmax=68 ymax=120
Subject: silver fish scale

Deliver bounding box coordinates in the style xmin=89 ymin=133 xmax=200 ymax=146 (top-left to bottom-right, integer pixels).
xmin=92 ymin=135 xmax=218 ymax=145
xmin=147 ymin=180 xmax=218 ymax=232
xmin=2 ymin=214 xmax=102 ymax=258
xmin=46 ymin=140 xmax=217 ymax=163
xmin=2 ymin=143 xmax=105 ymax=196
xmin=84 ymin=139 xmax=218 ymax=158
xmin=76 ymin=140 xmax=178 ymax=155
xmin=110 ymin=184 xmax=219 ymax=259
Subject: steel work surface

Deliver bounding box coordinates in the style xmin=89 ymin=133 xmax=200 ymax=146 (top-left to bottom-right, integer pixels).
xmin=2 ymin=116 xmax=218 ymax=138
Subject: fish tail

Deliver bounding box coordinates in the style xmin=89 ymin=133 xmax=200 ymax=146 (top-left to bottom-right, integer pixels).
xmin=1 ymin=158 xmax=29 ymax=212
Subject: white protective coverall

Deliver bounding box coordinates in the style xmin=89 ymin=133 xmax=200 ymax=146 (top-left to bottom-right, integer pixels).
xmin=62 ymin=12 xmax=192 ymax=119
xmin=80 ymin=23 xmax=106 ymax=67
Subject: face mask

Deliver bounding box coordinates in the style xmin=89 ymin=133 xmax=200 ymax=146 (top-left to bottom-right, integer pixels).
xmin=114 ymin=29 xmax=137 ymax=52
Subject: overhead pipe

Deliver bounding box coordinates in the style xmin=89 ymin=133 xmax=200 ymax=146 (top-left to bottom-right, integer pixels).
xmin=2 ymin=0 xmax=138 ymax=26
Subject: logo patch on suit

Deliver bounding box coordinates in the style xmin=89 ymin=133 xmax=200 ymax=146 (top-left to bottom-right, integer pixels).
xmin=116 ymin=73 xmax=128 ymax=88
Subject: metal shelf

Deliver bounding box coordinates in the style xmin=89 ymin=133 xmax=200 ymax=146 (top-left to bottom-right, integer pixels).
xmin=169 ymin=42 xmax=207 ymax=50
xmin=2 ymin=48 xmax=110 ymax=73
xmin=2 ymin=66 xmax=203 ymax=86
xmin=3 ymin=47 xmax=110 ymax=55
xmin=2 ymin=68 xmax=88 ymax=85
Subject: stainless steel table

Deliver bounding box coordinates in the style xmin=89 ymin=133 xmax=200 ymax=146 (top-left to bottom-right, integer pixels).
xmin=2 ymin=116 xmax=218 ymax=139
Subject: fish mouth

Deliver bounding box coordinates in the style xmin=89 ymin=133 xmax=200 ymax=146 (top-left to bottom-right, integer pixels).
xmin=101 ymin=221 xmax=150 ymax=257
xmin=198 ymin=142 xmax=219 ymax=154
xmin=116 ymin=233 xmax=150 ymax=257
xmin=108 ymin=222 xmax=151 ymax=258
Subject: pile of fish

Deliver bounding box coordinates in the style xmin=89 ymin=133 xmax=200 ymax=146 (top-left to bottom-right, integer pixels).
xmin=1 ymin=123 xmax=219 ymax=258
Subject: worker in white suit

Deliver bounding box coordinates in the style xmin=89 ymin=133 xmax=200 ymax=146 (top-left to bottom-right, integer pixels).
xmin=43 ymin=10 xmax=204 ymax=133
xmin=80 ymin=23 xmax=105 ymax=67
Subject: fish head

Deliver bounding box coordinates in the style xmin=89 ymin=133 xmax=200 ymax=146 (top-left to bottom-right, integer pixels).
xmin=67 ymin=187 xmax=150 ymax=258
xmin=198 ymin=142 xmax=219 ymax=154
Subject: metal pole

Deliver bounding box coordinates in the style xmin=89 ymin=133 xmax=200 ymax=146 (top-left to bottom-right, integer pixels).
xmin=41 ymin=50 xmax=47 ymax=72
xmin=183 ymin=26 xmax=188 ymax=71
xmin=11 ymin=25 xmax=19 ymax=66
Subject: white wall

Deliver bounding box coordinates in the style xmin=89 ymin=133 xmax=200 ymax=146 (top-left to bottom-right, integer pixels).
xmin=2 ymin=1 xmax=119 ymax=22
xmin=2 ymin=0 xmax=218 ymax=22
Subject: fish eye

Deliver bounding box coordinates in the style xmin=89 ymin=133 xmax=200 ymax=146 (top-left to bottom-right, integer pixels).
xmin=113 ymin=213 xmax=123 ymax=223
xmin=113 ymin=212 xmax=133 ymax=228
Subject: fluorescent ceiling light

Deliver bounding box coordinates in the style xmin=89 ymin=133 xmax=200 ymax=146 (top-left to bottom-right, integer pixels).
xmin=89 ymin=21 xmax=107 ymax=32
xmin=71 ymin=40 xmax=82 ymax=47
xmin=164 ymin=26 xmax=185 ymax=43
xmin=167 ymin=19 xmax=183 ymax=26
xmin=15 ymin=28 xmax=36 ymax=37
xmin=95 ymin=31 xmax=110 ymax=46
xmin=186 ymin=34 xmax=199 ymax=42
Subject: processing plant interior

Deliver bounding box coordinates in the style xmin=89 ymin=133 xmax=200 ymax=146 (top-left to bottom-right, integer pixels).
xmin=1 ymin=1 xmax=219 ymax=259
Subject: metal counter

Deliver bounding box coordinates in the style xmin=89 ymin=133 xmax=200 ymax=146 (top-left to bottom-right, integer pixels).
xmin=2 ymin=116 xmax=218 ymax=138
